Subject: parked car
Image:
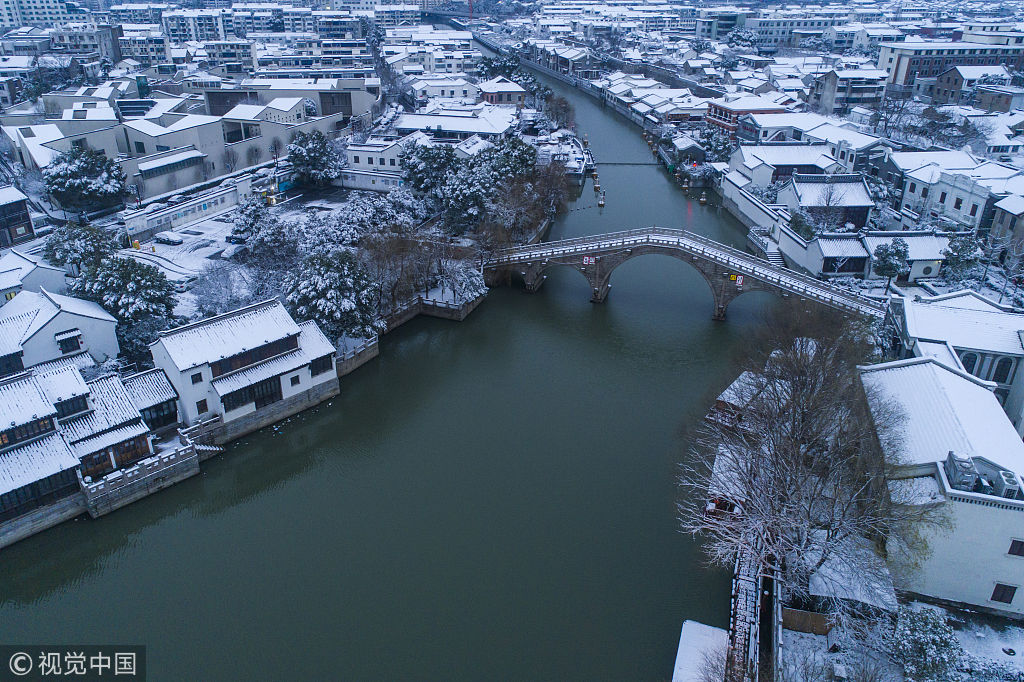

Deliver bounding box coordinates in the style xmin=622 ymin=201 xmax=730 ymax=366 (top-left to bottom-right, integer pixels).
xmin=224 ymin=234 xmax=247 ymax=244
xmin=154 ymin=231 xmax=184 ymax=246
xmin=173 ymin=276 xmax=197 ymax=293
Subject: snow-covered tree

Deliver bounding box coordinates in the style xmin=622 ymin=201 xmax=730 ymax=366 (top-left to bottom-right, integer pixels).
xmin=44 ymin=146 xmax=126 ymax=211
xmin=888 ymin=607 xmax=964 ymax=682
xmin=695 ymin=124 xmax=737 ymax=162
xmin=872 ymin=237 xmax=909 ymax=291
xmin=400 ymin=143 xmax=460 ymax=196
xmin=941 ymin=234 xmax=982 ymax=279
xmin=285 ymin=249 xmax=382 ymax=340
xmin=43 ymin=221 xmax=117 ymax=271
xmin=72 ymin=257 xmax=176 ymax=324
xmin=71 ymin=256 xmax=177 ymax=365
xmin=724 ymin=28 xmax=757 ymax=49
xmin=288 ymin=130 xmax=342 ymax=186
xmin=436 ymin=258 xmax=487 ymax=303
xmin=231 ymin=194 xmax=273 ymax=242
xmin=190 ymin=262 xmax=254 ymax=318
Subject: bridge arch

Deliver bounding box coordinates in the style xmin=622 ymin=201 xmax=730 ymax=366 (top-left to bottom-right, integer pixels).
xmin=485 ymin=228 xmax=885 ymax=321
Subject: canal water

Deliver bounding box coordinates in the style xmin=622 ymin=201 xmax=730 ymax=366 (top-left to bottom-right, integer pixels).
xmin=0 ymin=74 xmax=775 ymax=680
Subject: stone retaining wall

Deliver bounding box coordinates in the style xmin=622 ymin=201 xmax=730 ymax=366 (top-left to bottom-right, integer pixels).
xmin=211 ymin=378 xmax=341 ymax=445
xmin=0 ymin=493 xmax=87 ymax=549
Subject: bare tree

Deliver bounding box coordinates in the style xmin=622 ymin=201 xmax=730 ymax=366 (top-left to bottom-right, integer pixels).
xmin=246 ymin=145 xmax=262 ymax=167
xmin=222 ymin=147 xmax=239 ymax=173
xmin=808 ymin=180 xmax=849 ymax=232
xmin=678 ymin=306 xmax=945 ymax=623
xmin=870 ymin=91 xmax=915 ymax=138
xmin=269 ymin=137 xmax=284 ymax=161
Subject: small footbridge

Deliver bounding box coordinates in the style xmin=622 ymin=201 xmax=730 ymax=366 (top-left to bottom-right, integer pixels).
xmin=484 ymin=227 xmax=886 ymax=320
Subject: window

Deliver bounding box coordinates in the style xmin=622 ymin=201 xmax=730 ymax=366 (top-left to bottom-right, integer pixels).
xmin=57 ymin=335 xmax=81 ymax=354
xmin=191 ymin=372 xmax=202 ymax=384
xmin=290 ymin=375 xmax=300 ymax=386
xmin=909 ymin=182 xmax=917 ymax=193
xmin=994 ymin=357 xmax=1015 ymax=384
xmin=310 ymin=354 xmax=333 ymax=376
xmin=954 ymin=197 xmax=963 ymax=210
xmin=135 ymin=141 xmax=146 ymax=154
xmin=196 ymin=399 xmax=208 ymax=414
xmin=390 ymin=158 xmax=396 ymax=166
xmin=970 ymin=204 xmax=978 ymax=217
xmin=367 ymin=157 xmax=373 ymax=164
xmin=992 ymin=583 xmax=1017 ymax=604
xmin=939 ymin=191 xmax=947 ymax=204
xmin=960 ymin=352 xmax=978 ymax=374
xmin=1010 ymin=540 xmax=1024 ymax=557
xmin=352 ymin=155 xmax=359 ymax=163
xmin=922 ymin=188 xmax=929 ymax=199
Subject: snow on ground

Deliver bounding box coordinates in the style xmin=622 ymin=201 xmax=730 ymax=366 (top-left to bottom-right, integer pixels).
xmin=913 ymin=601 xmax=1024 ymax=675
xmin=120 ymin=210 xmax=238 ymax=282
xmin=672 ymin=620 xmax=727 ymax=682
xmin=780 ymin=623 xmax=900 ymax=681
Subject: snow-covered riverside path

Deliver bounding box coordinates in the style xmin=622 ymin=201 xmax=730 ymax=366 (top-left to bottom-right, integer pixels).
xmin=1 ymin=66 xmax=781 ymax=680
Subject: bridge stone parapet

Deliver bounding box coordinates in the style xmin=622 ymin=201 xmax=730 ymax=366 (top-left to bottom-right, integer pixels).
xmin=485 ymin=228 xmax=886 ymax=321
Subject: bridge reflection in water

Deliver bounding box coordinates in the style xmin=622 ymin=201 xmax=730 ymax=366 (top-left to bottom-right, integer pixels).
xmin=485 ymin=227 xmax=886 ymax=321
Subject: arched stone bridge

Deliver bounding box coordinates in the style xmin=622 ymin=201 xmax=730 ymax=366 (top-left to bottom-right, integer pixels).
xmin=484 ymin=227 xmax=886 ymax=321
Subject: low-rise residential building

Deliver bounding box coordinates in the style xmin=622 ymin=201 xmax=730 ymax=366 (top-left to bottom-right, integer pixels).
xmin=976 ymin=85 xmax=1024 ymax=114
xmin=888 ymin=290 xmax=1024 ymax=432
xmin=0 ymin=250 xmax=66 ymax=302
xmin=705 ymin=95 xmax=789 ymax=136
xmin=861 ymin=357 xmax=1024 ymax=618
xmin=776 ymin=174 xmax=874 ymax=229
xmin=728 ymin=144 xmax=841 ymax=188
xmin=149 ymin=300 xmax=339 ymax=443
xmin=477 ymin=76 xmax=525 ymax=106
xmin=929 ymin=65 xmax=1011 ymax=106
xmin=0 ymin=289 xmax=118 ymax=375
xmin=0 ymin=186 xmax=34 ymax=248
xmin=809 ymin=68 xmax=887 ymax=116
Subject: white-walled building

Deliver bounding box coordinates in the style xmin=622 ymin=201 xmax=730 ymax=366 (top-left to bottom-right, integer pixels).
xmin=149 ymin=300 xmax=339 ymax=442
xmin=0 ymin=289 xmax=118 ymax=376
xmin=0 ymin=250 xmax=67 ymax=302
xmin=861 ymin=357 xmax=1024 ymax=618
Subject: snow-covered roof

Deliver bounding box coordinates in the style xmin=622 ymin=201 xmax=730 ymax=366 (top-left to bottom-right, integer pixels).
xmin=949 ymin=65 xmax=1010 ymax=80
xmin=0 ymin=372 xmax=57 ymax=429
xmin=61 ymin=374 xmax=145 ymax=447
xmin=122 ymin=368 xmax=178 ymax=411
xmin=137 ymin=149 xmax=205 ymax=172
xmin=0 ymin=289 xmax=115 ymax=353
xmin=153 ymin=299 xmax=300 ymax=371
xmin=0 ymin=185 xmax=27 ymax=205
xmin=671 ymin=621 xmax=728 ymax=682
xmin=807 ymin=532 xmax=897 ymax=611
xmin=736 ymin=144 xmax=838 ymax=170
xmin=34 ymin=364 xmax=89 ymax=404
xmin=0 ymin=431 xmax=79 ymax=497
xmin=814 ymin=237 xmax=870 ymax=259
xmin=995 ymin=194 xmax=1024 ymax=216
xmin=804 ymin=123 xmax=881 ymax=151
xmin=477 ymin=76 xmax=525 ymax=93
xmin=901 ymin=295 xmax=1024 ymax=355
xmin=860 ymin=357 xmax=1024 ymax=475
xmin=863 ymin=232 xmax=949 ymax=262
xmin=789 ymin=175 xmax=874 ymax=208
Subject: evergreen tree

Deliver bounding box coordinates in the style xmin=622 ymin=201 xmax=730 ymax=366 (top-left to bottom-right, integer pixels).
xmin=288 ymin=130 xmax=342 ymax=186
xmin=231 ymin=194 xmax=272 ymax=242
xmin=872 ymin=237 xmax=909 ymax=291
xmin=44 ymin=146 xmax=126 ymax=211
xmin=942 ymin=234 xmax=982 ymax=278
xmin=43 ymin=221 xmax=117 ymax=271
xmin=285 ymin=249 xmax=382 ymax=340
xmin=400 ymin=144 xmax=460 ymax=196
xmin=71 ymin=257 xmax=177 ymax=365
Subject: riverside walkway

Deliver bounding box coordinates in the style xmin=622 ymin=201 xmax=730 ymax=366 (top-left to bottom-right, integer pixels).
xmin=485 ymin=227 xmax=886 ymax=320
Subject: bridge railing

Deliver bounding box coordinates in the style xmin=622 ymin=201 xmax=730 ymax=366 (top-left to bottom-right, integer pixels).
xmin=487 ymin=228 xmax=885 ymax=315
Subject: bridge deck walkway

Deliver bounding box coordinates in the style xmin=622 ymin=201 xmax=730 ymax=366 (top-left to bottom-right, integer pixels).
xmin=486 ymin=228 xmax=885 ymax=318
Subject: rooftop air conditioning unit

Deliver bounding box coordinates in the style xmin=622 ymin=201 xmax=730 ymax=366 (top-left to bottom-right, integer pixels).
xmin=944 ymin=451 xmax=979 ymax=491
xmin=997 ymin=470 xmax=1021 ymax=500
